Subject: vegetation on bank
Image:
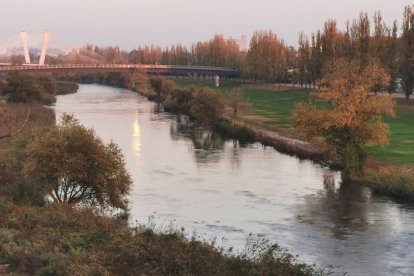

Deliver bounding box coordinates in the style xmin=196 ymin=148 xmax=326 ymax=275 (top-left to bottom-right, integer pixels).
xmin=172 ymin=76 xmax=414 ymax=201
xmin=292 ymin=59 xmax=395 ymax=175
xmin=175 ymin=79 xmax=311 ymax=136
xmin=56 ymin=81 xmax=79 ymax=95
xmin=0 ymin=73 xmax=57 ymax=105
xmin=56 ymin=72 xmax=130 ymax=88
xmin=2 ymin=114 xmax=132 ymax=210
xmin=175 ymin=78 xmax=414 ymax=166
xmin=144 ymin=76 xmax=256 ymax=143
xmin=353 ymin=166 xmax=414 ymax=201
xmin=0 ymin=196 xmax=328 ymax=275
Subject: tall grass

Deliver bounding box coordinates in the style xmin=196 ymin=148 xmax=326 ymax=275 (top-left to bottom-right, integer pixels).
xmin=354 ymin=166 xmax=414 ymax=201
xmin=0 ymin=197 xmax=331 ymax=275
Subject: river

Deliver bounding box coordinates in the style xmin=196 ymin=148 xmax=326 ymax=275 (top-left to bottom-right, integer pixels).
xmin=53 ymin=84 xmax=414 ymax=275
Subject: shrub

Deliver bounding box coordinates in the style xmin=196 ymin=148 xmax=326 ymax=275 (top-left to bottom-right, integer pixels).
xmin=56 ymin=81 xmax=79 ymax=95
xmin=3 ymin=73 xmax=57 ymax=105
xmin=6 ymin=114 xmax=132 ymax=211
xmin=163 ymin=87 xmax=195 ymax=114
xmin=190 ymin=88 xmax=224 ymax=125
xmin=214 ymin=120 xmax=255 ymax=143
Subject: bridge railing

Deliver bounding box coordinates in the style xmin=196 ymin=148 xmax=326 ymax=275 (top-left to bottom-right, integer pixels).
xmin=0 ymin=63 xmax=240 ymax=77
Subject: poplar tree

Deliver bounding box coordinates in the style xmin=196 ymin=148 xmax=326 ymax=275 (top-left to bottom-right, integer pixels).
xmin=400 ymin=5 xmax=414 ymax=101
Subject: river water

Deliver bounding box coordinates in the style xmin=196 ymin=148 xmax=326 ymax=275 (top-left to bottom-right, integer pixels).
xmin=54 ymin=84 xmax=414 ymax=275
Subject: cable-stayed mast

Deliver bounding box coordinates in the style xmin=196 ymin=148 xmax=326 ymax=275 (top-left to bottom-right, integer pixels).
xmin=39 ymin=30 xmax=50 ymax=65
xmin=20 ymin=31 xmax=31 ymax=64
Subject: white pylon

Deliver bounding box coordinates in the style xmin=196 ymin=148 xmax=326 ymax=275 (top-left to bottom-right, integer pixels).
xmin=39 ymin=30 xmax=50 ymax=65
xmin=20 ymin=31 xmax=31 ymax=64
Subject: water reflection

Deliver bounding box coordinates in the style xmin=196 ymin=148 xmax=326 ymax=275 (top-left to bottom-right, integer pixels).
xmin=170 ymin=115 xmax=225 ymax=163
xmin=297 ymin=179 xmax=374 ymax=240
xmin=132 ymin=110 xmax=141 ymax=156
xmin=293 ymin=177 xmax=411 ymax=274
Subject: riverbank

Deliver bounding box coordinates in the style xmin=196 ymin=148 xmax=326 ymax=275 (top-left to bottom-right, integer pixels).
xmin=176 ymin=79 xmax=414 ymax=165
xmin=221 ymin=115 xmax=323 ymax=161
xmin=169 ymin=79 xmax=414 ymax=201
xmin=0 ymin=196 xmax=327 ymax=275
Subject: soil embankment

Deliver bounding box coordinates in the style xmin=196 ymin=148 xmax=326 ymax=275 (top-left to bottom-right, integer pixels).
xmin=222 ymin=115 xmax=323 ymax=162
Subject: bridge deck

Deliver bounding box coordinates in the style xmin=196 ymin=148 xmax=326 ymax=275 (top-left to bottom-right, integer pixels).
xmin=0 ymin=64 xmax=240 ymax=78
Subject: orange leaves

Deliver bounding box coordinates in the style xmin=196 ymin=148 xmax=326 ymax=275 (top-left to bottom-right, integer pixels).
xmin=359 ymin=94 xmax=395 ymax=120
xmin=365 ymin=121 xmax=390 ymax=147
xmin=292 ymin=59 xmax=395 ymax=166
xmin=292 ymin=102 xmax=333 ymax=140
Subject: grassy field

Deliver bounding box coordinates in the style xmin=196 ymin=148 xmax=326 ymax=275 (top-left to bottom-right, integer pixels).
xmin=175 ymin=79 xmax=414 ymax=165
xmin=368 ymin=100 xmax=414 ymax=165
xmin=175 ymin=79 xmax=310 ymax=136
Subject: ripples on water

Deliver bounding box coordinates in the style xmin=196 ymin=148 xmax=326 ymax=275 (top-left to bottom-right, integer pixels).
xmin=54 ymin=84 xmax=414 ymax=276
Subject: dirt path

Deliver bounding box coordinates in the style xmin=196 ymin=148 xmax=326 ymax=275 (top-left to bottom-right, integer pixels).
xmin=222 ymin=115 xmax=323 ymax=162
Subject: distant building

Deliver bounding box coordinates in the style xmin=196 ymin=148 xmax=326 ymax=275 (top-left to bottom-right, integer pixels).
xmin=235 ymin=35 xmax=249 ymax=52
xmin=225 ymin=35 xmax=249 ymax=52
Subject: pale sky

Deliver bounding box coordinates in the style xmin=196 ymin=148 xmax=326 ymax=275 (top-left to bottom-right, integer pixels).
xmin=1 ymin=0 xmax=412 ymax=50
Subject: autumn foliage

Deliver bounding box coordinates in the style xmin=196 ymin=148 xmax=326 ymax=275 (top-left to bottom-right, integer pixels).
xmin=292 ymin=59 xmax=395 ymax=174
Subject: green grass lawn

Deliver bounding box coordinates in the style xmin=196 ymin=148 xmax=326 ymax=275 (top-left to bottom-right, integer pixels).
xmin=175 ymin=79 xmax=414 ymax=165
xmin=241 ymin=88 xmax=309 ymax=129
xmin=368 ymin=101 xmax=414 ymax=165
xmin=175 ymin=79 xmax=310 ymax=133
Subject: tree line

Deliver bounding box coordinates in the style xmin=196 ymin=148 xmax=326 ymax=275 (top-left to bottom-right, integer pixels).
xmin=48 ymin=6 xmax=413 ymax=94
xmin=52 ymin=33 xmax=292 ymax=82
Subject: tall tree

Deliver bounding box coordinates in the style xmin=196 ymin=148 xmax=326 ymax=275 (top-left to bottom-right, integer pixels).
xmin=387 ymin=21 xmax=399 ymax=93
xmin=292 ymin=59 xmax=395 ymax=175
xmin=400 ymin=5 xmax=414 ymax=101
xmin=297 ymin=32 xmax=311 ymax=87
xmin=352 ymin=12 xmax=371 ymax=64
xmin=247 ymin=30 xmax=286 ymax=82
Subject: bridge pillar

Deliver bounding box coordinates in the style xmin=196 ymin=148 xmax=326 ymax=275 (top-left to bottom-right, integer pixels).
xmin=39 ymin=30 xmax=50 ymax=65
xmin=215 ymin=75 xmax=220 ymax=87
xmin=20 ymin=31 xmax=31 ymax=64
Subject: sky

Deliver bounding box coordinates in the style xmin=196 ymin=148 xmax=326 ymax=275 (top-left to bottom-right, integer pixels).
xmin=1 ymin=0 xmax=412 ymax=50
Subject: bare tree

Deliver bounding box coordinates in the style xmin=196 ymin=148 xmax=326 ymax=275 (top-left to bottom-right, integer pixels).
xmin=0 ymin=104 xmax=31 ymax=140
xmin=228 ymin=88 xmax=251 ymax=119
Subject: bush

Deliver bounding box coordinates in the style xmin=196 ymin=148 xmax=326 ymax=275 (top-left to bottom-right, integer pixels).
xmin=190 ymin=88 xmax=224 ymax=125
xmin=214 ymin=120 xmax=255 ymax=143
xmin=56 ymin=81 xmax=79 ymax=95
xmin=4 ymin=114 xmax=132 ymax=211
xmin=163 ymin=87 xmax=195 ymax=114
xmin=3 ymin=73 xmax=57 ymax=105
xmin=149 ymin=76 xmax=176 ymax=102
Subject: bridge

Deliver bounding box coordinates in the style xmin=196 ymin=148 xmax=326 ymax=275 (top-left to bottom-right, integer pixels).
xmin=0 ymin=31 xmax=240 ymax=78
xmin=0 ymin=64 xmax=241 ymax=78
